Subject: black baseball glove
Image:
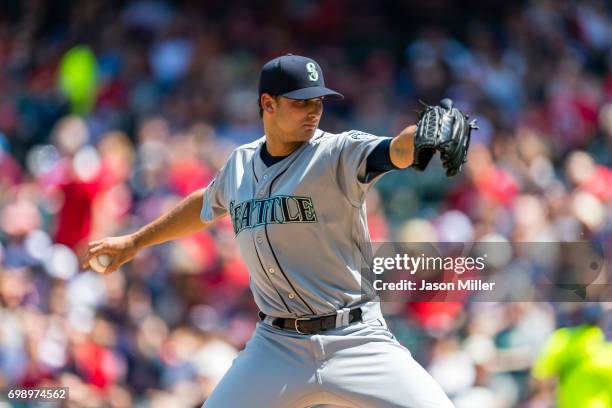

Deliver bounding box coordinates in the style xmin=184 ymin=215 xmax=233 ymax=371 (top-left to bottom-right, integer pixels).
xmin=412 ymin=98 xmax=478 ymax=177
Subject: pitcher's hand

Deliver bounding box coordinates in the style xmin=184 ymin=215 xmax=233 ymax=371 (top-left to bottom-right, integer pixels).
xmin=82 ymin=234 xmax=139 ymax=274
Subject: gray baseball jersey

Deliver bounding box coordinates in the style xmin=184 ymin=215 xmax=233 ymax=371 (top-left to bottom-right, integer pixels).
xmin=200 ymin=128 xmax=455 ymax=408
xmin=200 ymin=129 xmax=386 ymax=318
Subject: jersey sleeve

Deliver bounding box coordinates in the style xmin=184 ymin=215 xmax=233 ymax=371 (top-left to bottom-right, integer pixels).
xmin=200 ymin=158 xmax=232 ymax=222
xmin=333 ymin=130 xmax=390 ymax=206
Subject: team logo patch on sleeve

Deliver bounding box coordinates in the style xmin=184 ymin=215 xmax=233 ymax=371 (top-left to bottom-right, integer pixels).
xmin=229 ymin=195 xmax=318 ymax=235
xmin=348 ymin=130 xmax=377 ymax=140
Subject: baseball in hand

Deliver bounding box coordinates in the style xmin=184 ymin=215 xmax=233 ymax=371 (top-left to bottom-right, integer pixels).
xmin=90 ymin=254 xmax=112 ymax=273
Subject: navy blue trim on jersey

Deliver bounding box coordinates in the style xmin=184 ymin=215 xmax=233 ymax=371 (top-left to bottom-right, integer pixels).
xmin=252 ymin=157 xmax=259 ymax=183
xmin=251 ymin=142 xmax=292 ymax=314
xmin=260 ymin=142 xmax=288 ymax=167
xmin=364 ymin=138 xmax=399 ymax=182
xmin=265 ymin=168 xmax=317 ymax=316
xmin=252 ymin=235 xmax=292 ymax=314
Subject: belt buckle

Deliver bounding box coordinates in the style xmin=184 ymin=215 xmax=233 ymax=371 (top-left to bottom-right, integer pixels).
xmin=294 ymin=317 xmax=310 ymax=334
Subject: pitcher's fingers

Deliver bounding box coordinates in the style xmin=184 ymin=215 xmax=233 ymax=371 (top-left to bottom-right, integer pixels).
xmin=88 ymin=244 xmax=105 ymax=255
xmin=81 ymin=254 xmax=94 ymax=269
xmin=105 ymin=257 xmax=122 ymax=274
xmin=82 ymin=250 xmax=109 ymax=269
xmin=88 ymin=240 xmax=104 ymax=247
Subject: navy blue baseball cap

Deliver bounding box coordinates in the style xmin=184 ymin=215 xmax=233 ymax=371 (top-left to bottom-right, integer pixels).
xmin=259 ymin=54 xmax=344 ymax=100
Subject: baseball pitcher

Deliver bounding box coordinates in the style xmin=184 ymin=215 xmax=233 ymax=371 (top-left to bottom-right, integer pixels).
xmin=84 ymin=54 xmax=476 ymax=407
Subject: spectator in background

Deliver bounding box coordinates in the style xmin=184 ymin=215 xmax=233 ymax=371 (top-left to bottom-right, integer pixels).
xmin=1 ymin=0 xmax=611 ymax=406
xmin=532 ymin=308 xmax=612 ymax=408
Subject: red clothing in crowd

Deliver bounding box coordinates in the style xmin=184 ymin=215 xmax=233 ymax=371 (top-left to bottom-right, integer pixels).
xmin=53 ymin=179 xmax=101 ymax=250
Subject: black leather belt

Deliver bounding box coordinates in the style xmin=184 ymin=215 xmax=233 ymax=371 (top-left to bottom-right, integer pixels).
xmin=258 ymin=308 xmax=363 ymax=335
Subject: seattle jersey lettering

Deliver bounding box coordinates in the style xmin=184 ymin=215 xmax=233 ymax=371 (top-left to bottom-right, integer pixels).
xmin=229 ymin=195 xmax=317 ymax=235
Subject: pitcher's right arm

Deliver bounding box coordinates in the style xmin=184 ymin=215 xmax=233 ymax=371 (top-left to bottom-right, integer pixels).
xmin=83 ymin=187 xmax=215 ymax=274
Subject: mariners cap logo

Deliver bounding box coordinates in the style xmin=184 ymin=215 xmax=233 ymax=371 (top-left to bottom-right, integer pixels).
xmin=306 ymin=62 xmax=319 ymax=81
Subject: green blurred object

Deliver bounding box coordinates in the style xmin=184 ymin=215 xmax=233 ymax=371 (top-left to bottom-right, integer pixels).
xmin=58 ymin=45 xmax=98 ymax=114
xmin=533 ymin=325 xmax=612 ymax=408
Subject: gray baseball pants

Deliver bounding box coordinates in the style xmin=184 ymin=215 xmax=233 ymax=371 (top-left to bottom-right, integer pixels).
xmin=202 ymin=304 xmax=454 ymax=408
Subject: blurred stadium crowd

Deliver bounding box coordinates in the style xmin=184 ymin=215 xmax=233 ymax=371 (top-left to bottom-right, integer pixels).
xmin=1 ymin=0 xmax=612 ymax=407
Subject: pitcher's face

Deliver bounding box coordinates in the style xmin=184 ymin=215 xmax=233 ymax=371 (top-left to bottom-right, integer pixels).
xmin=263 ymin=95 xmax=324 ymax=142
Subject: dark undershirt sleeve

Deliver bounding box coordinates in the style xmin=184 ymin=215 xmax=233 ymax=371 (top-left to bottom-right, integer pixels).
xmin=365 ymin=138 xmax=400 ymax=180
